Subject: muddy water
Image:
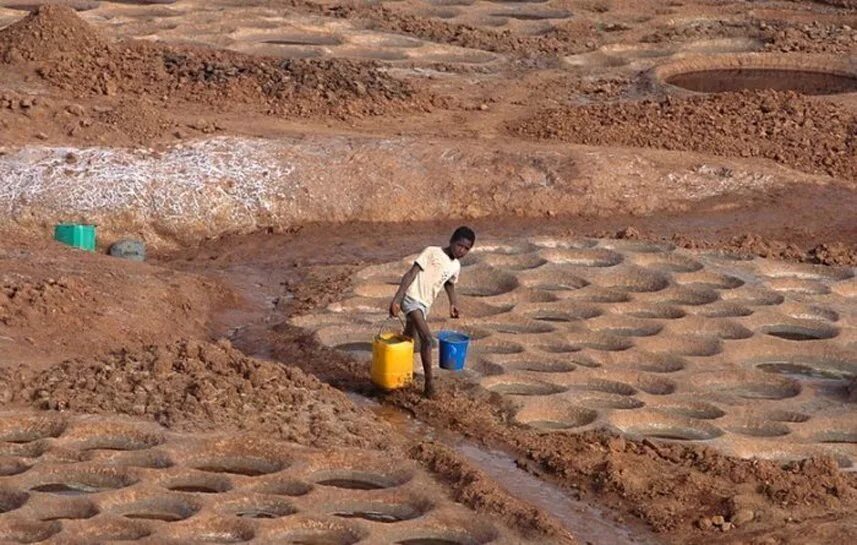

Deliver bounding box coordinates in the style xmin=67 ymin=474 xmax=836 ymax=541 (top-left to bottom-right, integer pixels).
xmin=347 ymin=394 xmax=660 ymax=545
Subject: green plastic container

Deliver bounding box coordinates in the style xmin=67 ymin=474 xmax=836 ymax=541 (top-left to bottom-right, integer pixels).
xmin=54 ymin=224 xmax=96 ymax=252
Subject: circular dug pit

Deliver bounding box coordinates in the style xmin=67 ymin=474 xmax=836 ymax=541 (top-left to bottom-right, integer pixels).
xmin=729 ymin=421 xmax=792 ymax=438
xmin=707 ymin=376 xmax=802 ymax=400
xmin=38 ymin=498 xmax=99 ymax=521
xmin=755 ymin=358 xmax=855 ymax=380
xmin=0 ymin=519 xmax=61 ymax=543
xmin=485 ymin=378 xmax=568 ymax=396
xmin=29 ymin=468 xmax=138 ymax=496
xmin=502 ymin=359 xmax=576 ymax=373
xmin=192 ymin=455 xmax=286 ymax=477
xmin=116 ymin=495 xmax=201 ymax=522
xmin=539 ymin=248 xmax=623 ymax=267
xmin=523 ymin=302 xmax=602 ymax=322
xmin=655 ymin=401 xmax=725 ymax=420
xmin=164 ymin=473 xmax=233 ymax=494
xmin=0 ymin=414 xmax=66 ymax=443
xmin=612 ymin=412 xmax=724 ymax=441
xmin=656 ymin=55 xmax=857 ymax=96
xmin=634 ymin=353 xmax=687 ymax=374
xmin=166 ymin=519 xmax=255 ymax=543
xmin=666 ymin=68 xmax=857 ymax=95
xmin=272 ymin=520 xmax=364 ymax=545
xmin=329 ymin=498 xmax=430 ymax=523
xmin=760 ymin=322 xmax=838 ymax=342
xmin=0 ymin=489 xmax=28 ymax=514
xmin=312 ymin=469 xmax=412 ymax=490
xmin=0 ymin=458 xmax=30 ymax=476
xmin=515 ymin=403 xmax=597 ymax=431
xmin=254 ymin=479 xmax=313 ymax=497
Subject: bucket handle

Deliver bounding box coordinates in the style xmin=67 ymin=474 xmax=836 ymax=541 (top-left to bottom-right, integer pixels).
xmin=377 ymin=314 xmax=406 ymax=339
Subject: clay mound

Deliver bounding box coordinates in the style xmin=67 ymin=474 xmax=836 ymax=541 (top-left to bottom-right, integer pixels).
xmin=0 ymin=276 xmax=92 ymax=328
xmin=0 ymin=4 xmax=108 ymax=63
xmin=0 ymin=5 xmax=423 ymax=119
xmin=17 ymin=11 xmax=421 ymax=118
xmin=512 ymin=90 xmax=857 ymax=180
xmin=817 ymin=0 xmax=857 ymax=6
xmin=0 ymin=234 xmax=234 ymax=367
xmin=12 ymin=340 xmax=388 ymax=450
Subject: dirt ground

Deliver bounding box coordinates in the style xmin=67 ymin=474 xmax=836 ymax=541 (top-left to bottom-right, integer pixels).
xmin=2 ymin=1 xmax=857 ymax=544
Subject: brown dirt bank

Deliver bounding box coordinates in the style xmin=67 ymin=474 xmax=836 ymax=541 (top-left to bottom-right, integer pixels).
xmin=511 ymin=89 xmax=857 ymax=181
xmin=0 ymin=338 xmax=391 ymax=451
xmin=0 ymin=233 xmax=235 ymax=369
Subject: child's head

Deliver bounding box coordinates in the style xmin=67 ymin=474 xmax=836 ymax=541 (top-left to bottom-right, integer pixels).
xmin=449 ymin=226 xmax=475 ymax=259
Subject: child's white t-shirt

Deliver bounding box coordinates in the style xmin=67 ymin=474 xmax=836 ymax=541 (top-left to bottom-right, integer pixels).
xmin=405 ymin=246 xmax=460 ymax=308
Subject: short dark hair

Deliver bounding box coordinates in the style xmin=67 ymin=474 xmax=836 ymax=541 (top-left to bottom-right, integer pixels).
xmin=451 ymin=226 xmax=476 ymax=244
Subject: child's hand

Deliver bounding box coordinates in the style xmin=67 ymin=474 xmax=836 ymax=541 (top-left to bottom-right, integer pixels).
xmin=389 ymin=301 xmax=401 ymax=317
xmin=450 ymin=306 xmax=460 ymax=319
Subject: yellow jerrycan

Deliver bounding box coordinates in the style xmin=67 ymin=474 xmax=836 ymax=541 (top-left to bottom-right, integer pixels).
xmin=371 ymin=317 xmax=414 ymax=390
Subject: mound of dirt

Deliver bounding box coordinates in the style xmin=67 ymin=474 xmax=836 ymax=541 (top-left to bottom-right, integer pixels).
xmin=0 ymin=5 xmax=428 ymax=121
xmin=815 ymin=0 xmax=857 ymax=7
xmin=0 ymin=275 xmax=92 ymax=328
xmin=0 ymin=235 xmax=234 ymax=368
xmin=512 ymin=90 xmax=857 ymax=180
xmin=9 ymin=339 xmax=389 ymax=450
xmin=640 ymin=19 xmax=753 ymax=45
xmin=806 ymin=241 xmax=857 ymax=266
xmin=763 ymin=21 xmax=857 ymax=54
xmin=0 ymin=4 xmax=108 ymax=63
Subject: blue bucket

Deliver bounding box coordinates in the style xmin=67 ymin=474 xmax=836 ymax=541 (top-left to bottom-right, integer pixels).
xmin=438 ymin=330 xmax=470 ymax=371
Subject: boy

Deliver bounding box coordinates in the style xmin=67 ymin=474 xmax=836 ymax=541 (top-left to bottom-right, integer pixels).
xmin=389 ymin=226 xmax=476 ymax=398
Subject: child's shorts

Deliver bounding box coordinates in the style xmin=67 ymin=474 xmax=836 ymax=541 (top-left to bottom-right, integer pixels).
xmin=402 ymin=295 xmax=429 ymax=319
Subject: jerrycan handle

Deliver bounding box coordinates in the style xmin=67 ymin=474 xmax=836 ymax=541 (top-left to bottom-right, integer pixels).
xmin=377 ymin=314 xmax=406 ymax=339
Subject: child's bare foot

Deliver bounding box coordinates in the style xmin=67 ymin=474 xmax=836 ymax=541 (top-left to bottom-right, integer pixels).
xmin=423 ymin=384 xmax=437 ymax=399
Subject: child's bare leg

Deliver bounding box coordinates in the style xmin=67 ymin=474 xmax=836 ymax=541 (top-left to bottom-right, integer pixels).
xmin=407 ymin=310 xmax=434 ymax=398
xmin=404 ymin=315 xmax=417 ymax=346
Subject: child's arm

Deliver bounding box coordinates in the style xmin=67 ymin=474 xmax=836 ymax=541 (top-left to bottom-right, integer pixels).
xmin=389 ymin=264 xmax=420 ymax=316
xmin=444 ymin=280 xmax=460 ymax=318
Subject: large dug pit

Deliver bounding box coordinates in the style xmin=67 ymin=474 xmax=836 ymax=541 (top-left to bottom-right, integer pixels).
xmin=656 ymin=54 xmax=857 ymax=95
xmin=666 ymin=69 xmax=857 ymax=95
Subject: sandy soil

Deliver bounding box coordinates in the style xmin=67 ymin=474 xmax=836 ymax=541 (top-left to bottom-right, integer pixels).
xmin=1 ymin=1 xmax=857 ymax=544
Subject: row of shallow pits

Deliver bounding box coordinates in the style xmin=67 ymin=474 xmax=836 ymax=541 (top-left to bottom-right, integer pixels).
xmin=227 ymin=23 xmax=502 ymax=65
xmin=0 ymin=0 xmax=506 ymax=67
xmin=297 ymin=237 xmax=857 ymax=468
xmin=0 ymin=414 xmax=519 ymax=544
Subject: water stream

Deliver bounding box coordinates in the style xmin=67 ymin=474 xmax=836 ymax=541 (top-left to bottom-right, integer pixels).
xmin=347 ymin=394 xmax=660 ymax=545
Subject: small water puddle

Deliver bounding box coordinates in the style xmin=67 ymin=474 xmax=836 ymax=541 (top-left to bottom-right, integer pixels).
xmin=317 ymin=479 xmax=384 ymax=490
xmin=30 ymin=483 xmax=100 ymax=496
xmin=348 ymin=394 xmax=659 ymax=545
xmin=334 ymin=510 xmax=402 ymax=523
